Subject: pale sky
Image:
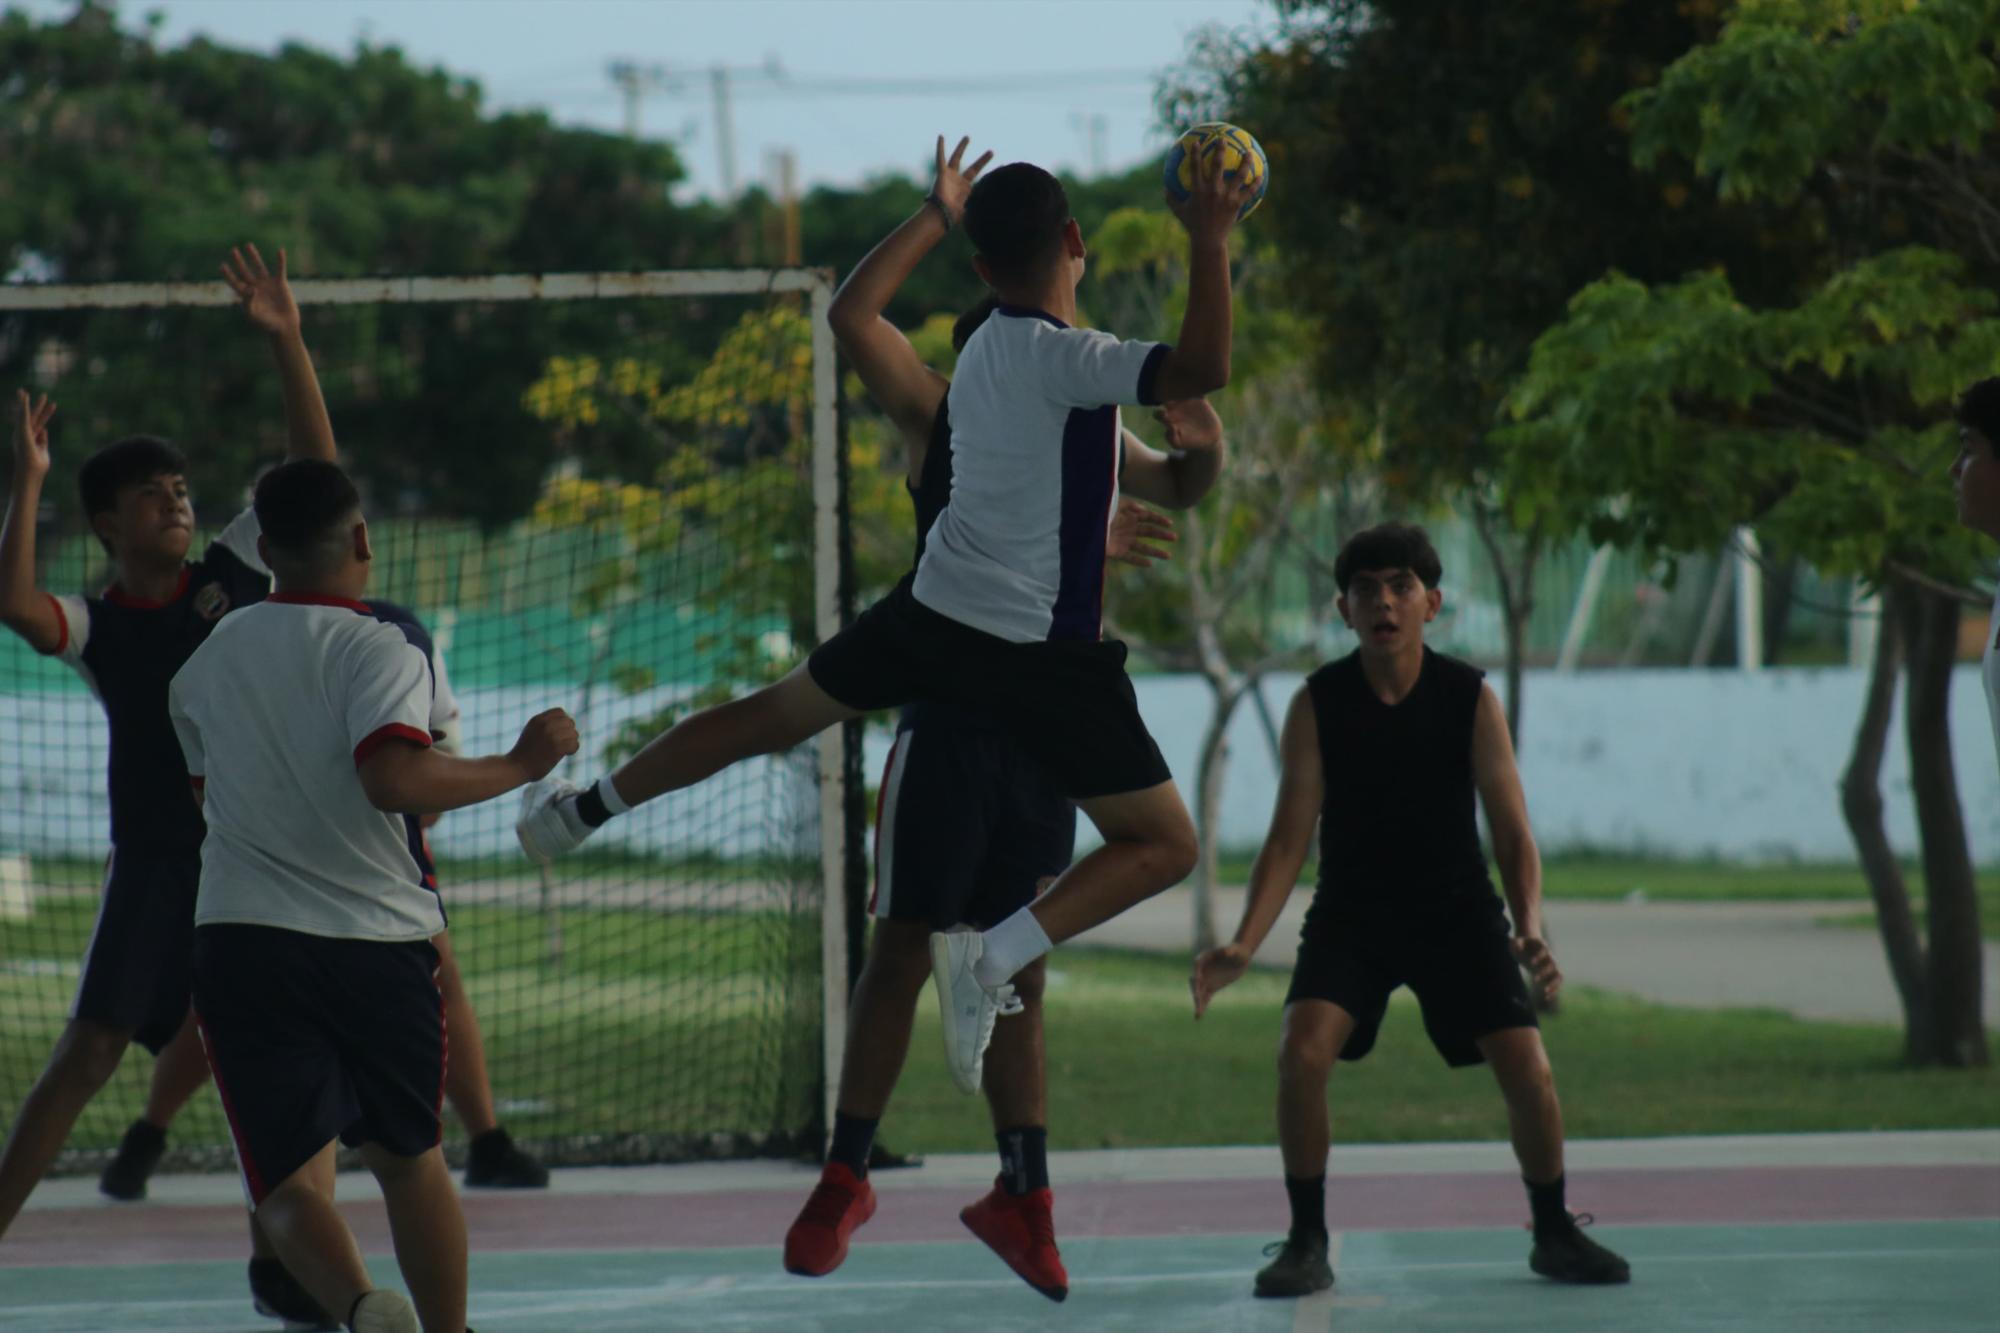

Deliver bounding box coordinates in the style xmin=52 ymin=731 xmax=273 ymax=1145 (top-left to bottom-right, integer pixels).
xmin=26 ymin=0 xmax=1274 ymax=200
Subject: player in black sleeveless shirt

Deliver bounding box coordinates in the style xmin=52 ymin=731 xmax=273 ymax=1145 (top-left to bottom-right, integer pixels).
xmin=788 ymin=135 xmax=1214 ymax=1303
xmin=1192 ymin=524 xmax=1629 ymax=1296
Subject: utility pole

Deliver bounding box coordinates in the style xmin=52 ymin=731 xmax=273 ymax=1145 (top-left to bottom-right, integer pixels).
xmin=608 ymin=60 xmax=672 ymax=138
xmin=710 ymin=65 xmax=739 ymax=199
xmin=1070 ymin=112 xmax=1108 ymax=176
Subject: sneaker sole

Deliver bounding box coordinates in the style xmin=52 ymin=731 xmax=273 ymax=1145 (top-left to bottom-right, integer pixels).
xmin=783 ymin=1189 xmax=877 ymax=1277
xmin=928 ymin=934 xmax=984 ymax=1096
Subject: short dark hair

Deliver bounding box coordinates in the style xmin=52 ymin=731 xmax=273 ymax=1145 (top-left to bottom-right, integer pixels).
xmin=1334 ymin=522 xmax=1443 ymax=592
xmin=253 ymin=458 xmax=362 ymax=570
xmin=77 ymin=435 xmax=187 ymax=520
xmin=1957 ymin=378 xmax=2000 ymax=456
xmin=963 ymin=163 xmax=1070 ymax=286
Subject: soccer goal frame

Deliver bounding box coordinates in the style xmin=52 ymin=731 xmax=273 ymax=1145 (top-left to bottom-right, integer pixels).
xmin=0 ymin=268 xmax=857 ymax=1149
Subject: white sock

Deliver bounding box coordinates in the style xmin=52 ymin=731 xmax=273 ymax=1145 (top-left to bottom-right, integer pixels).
xmin=973 ymin=907 xmax=1053 ymax=988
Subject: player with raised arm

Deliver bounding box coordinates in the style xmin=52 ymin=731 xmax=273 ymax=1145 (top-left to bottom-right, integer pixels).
xmin=1190 ymin=524 xmax=1630 ymax=1298
xmin=0 ymin=248 xmax=347 ymax=1323
xmin=171 ymin=456 xmax=577 ymax=1333
xmin=518 ymin=141 xmax=1254 ymax=1097
xmin=783 ymin=136 xmax=1218 ymax=1299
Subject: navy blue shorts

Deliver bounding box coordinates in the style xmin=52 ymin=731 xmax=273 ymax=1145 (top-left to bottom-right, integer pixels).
xmin=193 ymin=924 xmax=444 ymax=1206
xmin=71 ymin=847 xmax=199 ymax=1055
xmin=1286 ymin=896 xmax=1537 ymax=1068
xmin=872 ymin=707 xmax=1077 ymax=929
xmin=808 ymin=576 xmax=1171 ymax=801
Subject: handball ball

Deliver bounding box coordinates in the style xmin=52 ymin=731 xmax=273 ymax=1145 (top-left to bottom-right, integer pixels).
xmin=1163 ymin=122 xmax=1268 ymax=220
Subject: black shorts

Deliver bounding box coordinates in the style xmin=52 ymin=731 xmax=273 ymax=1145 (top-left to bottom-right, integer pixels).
xmin=808 ymin=576 xmax=1171 ymax=801
xmin=192 ymin=924 xmax=444 ymax=1206
xmin=1285 ymin=896 xmax=1537 ymax=1068
xmin=71 ymin=847 xmax=199 ymax=1055
xmin=872 ymin=707 xmax=1077 ymax=930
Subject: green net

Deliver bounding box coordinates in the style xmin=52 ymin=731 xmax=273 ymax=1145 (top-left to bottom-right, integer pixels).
xmin=0 ymin=276 xmax=846 ymax=1172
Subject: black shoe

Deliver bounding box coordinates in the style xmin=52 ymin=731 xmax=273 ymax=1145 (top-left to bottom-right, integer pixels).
xmin=247 ymin=1257 xmax=340 ymax=1330
xmin=464 ymin=1128 xmax=549 ymax=1189
xmin=1530 ymin=1213 xmax=1631 ymax=1284
xmin=1253 ymin=1230 xmax=1335 ymax=1298
xmin=98 ymin=1120 xmax=166 ymax=1201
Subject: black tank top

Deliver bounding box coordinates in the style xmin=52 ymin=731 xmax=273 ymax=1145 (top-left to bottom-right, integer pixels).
xmin=1306 ymin=647 xmax=1494 ymax=918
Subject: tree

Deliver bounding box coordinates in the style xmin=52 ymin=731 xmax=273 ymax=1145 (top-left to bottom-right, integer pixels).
xmin=1503 ymin=0 xmax=2000 ymax=1067
xmin=1167 ymin=0 xmax=1804 ymax=740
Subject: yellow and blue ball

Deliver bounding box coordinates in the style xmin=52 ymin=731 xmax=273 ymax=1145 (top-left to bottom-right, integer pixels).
xmin=1163 ymin=122 xmax=1268 ymax=220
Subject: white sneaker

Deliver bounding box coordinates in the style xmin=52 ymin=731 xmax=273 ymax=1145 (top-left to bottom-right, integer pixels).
xmin=347 ymin=1289 xmax=420 ymax=1333
xmin=516 ymin=778 xmax=593 ymax=863
xmin=929 ymin=928 xmax=1013 ymax=1095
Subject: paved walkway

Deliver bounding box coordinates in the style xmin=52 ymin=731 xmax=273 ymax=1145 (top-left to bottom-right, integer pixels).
xmin=1079 ymin=888 xmax=2000 ymax=1027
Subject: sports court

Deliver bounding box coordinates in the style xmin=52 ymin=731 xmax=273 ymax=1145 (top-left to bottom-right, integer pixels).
xmin=6 ymin=1132 xmax=1994 ymax=1331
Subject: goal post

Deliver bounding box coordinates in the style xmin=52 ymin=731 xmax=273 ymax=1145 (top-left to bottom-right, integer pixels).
xmin=0 ymin=268 xmax=858 ymax=1171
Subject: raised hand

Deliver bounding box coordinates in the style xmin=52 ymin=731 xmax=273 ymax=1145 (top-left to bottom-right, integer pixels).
xmin=11 ymin=390 xmax=55 ymax=481
xmin=221 ymin=244 xmax=301 ymax=339
xmin=1190 ymin=942 xmax=1253 ymax=1018
xmin=1108 ymin=498 xmax=1178 ymax=567
xmin=1166 ymin=138 xmax=1258 ymax=245
xmin=510 ymin=708 xmax=581 ymax=782
xmin=931 ymin=135 xmax=994 ymax=225
xmin=1156 ymin=398 xmax=1224 ymax=451
xmin=1512 ymin=935 xmax=1562 ymax=1005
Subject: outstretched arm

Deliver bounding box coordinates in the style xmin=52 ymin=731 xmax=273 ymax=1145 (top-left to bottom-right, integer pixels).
xmin=828 ymin=135 xmax=992 ymax=462
xmin=223 ymin=245 xmax=336 ymax=462
xmin=1190 ymin=686 xmax=1322 ymax=1015
xmin=361 ymin=708 xmax=578 ymax=816
xmin=0 ymin=391 xmax=63 ymax=654
xmin=1120 ymin=398 xmax=1226 ymax=510
xmin=1151 ymin=149 xmax=1256 ymax=402
xmin=1471 ymin=683 xmax=1559 ymax=1003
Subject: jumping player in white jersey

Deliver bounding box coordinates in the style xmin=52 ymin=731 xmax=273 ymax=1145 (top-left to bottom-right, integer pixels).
xmin=171 ymin=456 xmax=577 ymax=1333
xmin=1191 ymin=523 xmax=1629 ymax=1298
xmin=785 ymin=135 xmax=1220 ymax=1299
xmin=1949 ymin=379 xmax=2000 ymax=767
xmin=518 ymin=143 xmax=1254 ymax=1096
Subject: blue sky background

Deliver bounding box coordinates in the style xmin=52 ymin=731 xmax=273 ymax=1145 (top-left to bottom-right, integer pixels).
xmin=25 ymin=0 xmax=1275 ymax=199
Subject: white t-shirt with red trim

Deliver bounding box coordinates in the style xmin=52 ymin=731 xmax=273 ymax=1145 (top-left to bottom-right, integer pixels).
xmin=168 ymin=592 xmax=446 ymax=942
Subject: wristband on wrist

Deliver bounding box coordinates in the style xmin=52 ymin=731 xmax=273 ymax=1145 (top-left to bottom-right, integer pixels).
xmin=923 ymin=193 xmax=955 ymax=231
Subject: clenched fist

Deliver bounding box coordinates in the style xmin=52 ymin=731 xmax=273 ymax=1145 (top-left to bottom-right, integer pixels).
xmin=509 ymin=708 xmax=580 ymax=781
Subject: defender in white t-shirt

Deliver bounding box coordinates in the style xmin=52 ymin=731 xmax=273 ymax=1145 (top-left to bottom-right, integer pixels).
xmin=1950 ymin=378 xmax=2000 ymax=768
xmin=519 ymin=151 xmax=1257 ymax=1103
xmin=171 ymin=458 xmax=576 ymax=1333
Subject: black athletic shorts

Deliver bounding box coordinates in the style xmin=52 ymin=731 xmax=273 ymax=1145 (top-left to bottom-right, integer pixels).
xmin=193 ymin=924 xmax=444 ymax=1206
xmin=871 ymin=707 xmax=1077 ymax=929
xmin=70 ymin=846 xmax=200 ymax=1055
xmin=1285 ymin=894 xmax=1537 ymax=1068
xmin=808 ymin=575 xmax=1171 ymax=801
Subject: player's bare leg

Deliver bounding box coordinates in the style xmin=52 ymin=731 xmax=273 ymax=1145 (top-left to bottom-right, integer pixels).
xmin=784 ymin=921 xmax=928 ymax=1277
xmin=0 ymin=1018 xmax=132 ymax=1236
xmin=1477 ymin=1027 xmax=1629 ymax=1283
xmin=97 ymin=1011 xmax=208 ymax=1200
xmin=1255 ymin=999 xmax=1351 ymax=1298
xmin=962 ymin=957 xmax=1067 ymax=1300
xmin=254 ymin=1143 xmax=372 ymax=1321
xmin=362 ymin=1142 xmax=468 ymax=1332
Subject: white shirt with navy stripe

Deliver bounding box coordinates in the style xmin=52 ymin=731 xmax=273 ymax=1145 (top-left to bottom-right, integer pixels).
xmin=169 ymin=593 xmax=446 ymax=943
xmin=914 ymin=306 xmax=1168 ymax=643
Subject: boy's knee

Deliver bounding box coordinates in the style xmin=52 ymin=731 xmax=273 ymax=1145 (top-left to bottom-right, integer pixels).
xmin=51 ymin=1022 xmax=129 ymax=1090
xmin=1152 ymin=826 xmax=1200 ymax=885
xmin=1277 ymin=1033 xmax=1333 ymax=1085
xmin=860 ymin=925 xmax=932 ymax=992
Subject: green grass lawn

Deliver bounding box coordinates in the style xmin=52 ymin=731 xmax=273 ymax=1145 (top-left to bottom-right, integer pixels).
xmin=882 ymin=948 xmax=2000 ymax=1154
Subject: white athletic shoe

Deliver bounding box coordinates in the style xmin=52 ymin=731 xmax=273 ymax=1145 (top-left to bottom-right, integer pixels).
xmin=516 ymin=778 xmax=593 ymax=863
xmin=930 ymin=928 xmax=1014 ymax=1096
xmin=347 ymin=1289 xmax=421 ymax=1333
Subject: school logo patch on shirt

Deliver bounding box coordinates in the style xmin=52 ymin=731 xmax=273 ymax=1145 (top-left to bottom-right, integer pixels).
xmin=193 ymin=581 xmax=231 ymax=622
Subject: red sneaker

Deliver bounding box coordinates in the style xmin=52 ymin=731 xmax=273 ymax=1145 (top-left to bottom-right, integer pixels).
xmin=960 ymin=1180 xmax=1068 ymax=1302
xmin=784 ymin=1162 xmax=877 ymax=1277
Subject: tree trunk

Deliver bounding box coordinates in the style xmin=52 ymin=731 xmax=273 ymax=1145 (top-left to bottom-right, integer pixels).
xmin=1472 ymin=507 xmax=1539 ymax=745
xmin=1840 ymin=583 xmax=1933 ymax=1064
xmin=1191 ymin=678 xmax=1245 ymax=953
xmin=1899 ymin=584 xmax=1991 ymax=1067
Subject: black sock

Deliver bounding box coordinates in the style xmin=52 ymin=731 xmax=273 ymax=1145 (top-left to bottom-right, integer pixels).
xmin=573 ymin=780 xmax=616 ymax=829
xmin=997 ymin=1126 xmax=1049 ymax=1195
xmin=828 ymin=1112 xmax=878 ymax=1179
xmin=1526 ymin=1174 xmax=1568 ymax=1237
xmin=469 ymin=1127 xmax=513 ymax=1159
xmin=1285 ymin=1173 xmax=1326 ymax=1239
xmin=124 ymin=1119 xmax=166 ymax=1148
